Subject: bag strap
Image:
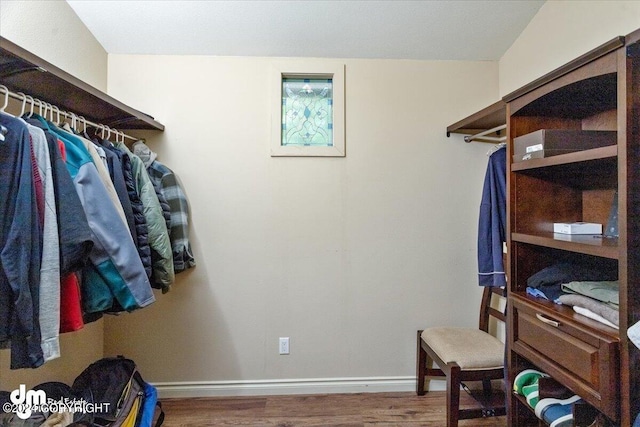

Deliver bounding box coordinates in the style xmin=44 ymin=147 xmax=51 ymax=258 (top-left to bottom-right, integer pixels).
xmin=153 ymin=401 xmax=165 ymax=427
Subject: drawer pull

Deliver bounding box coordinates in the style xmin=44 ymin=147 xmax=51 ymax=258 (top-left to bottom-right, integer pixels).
xmin=536 ymin=313 xmax=561 ymax=328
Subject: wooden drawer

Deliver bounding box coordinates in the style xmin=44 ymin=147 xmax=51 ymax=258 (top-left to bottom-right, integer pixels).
xmin=510 ymin=294 xmax=619 ymax=420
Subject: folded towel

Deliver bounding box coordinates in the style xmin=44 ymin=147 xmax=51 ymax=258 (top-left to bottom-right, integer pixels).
xmin=573 ymin=306 xmax=618 ymax=329
xmin=558 ymin=293 xmax=619 ymax=326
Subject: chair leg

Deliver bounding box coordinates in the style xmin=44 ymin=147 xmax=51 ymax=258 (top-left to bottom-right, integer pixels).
xmin=446 ymin=363 xmax=461 ymax=427
xmin=416 ymin=330 xmax=426 ymax=395
xmin=482 ymin=378 xmax=492 ymax=398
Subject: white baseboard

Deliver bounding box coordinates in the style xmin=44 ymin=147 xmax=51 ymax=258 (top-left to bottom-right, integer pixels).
xmin=154 ymin=376 xmax=446 ymax=399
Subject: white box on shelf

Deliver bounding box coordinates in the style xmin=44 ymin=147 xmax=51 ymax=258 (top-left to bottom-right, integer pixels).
xmin=553 ymin=222 xmax=603 ymax=235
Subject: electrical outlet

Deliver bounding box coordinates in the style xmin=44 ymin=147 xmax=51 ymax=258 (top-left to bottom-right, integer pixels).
xmin=279 ymin=337 xmax=290 ymax=355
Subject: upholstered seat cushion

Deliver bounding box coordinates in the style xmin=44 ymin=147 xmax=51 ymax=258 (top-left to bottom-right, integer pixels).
xmin=421 ymin=327 xmax=504 ymax=370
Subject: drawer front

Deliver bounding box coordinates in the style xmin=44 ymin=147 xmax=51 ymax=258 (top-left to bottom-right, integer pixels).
xmin=511 ymin=295 xmax=619 ymax=420
xmin=518 ymin=310 xmax=599 ymax=385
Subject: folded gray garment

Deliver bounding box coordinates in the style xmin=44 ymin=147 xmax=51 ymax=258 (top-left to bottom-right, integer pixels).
xmin=561 ymin=280 xmax=619 ymax=306
xmin=558 ymin=293 xmax=619 ymax=326
xmin=573 ymin=306 xmax=618 ymax=329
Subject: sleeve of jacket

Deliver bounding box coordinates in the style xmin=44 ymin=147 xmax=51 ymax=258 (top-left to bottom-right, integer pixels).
xmin=159 ymin=165 xmax=196 ymax=273
xmin=47 ymin=133 xmax=93 ymax=275
xmin=153 ymin=180 xmax=172 ymax=233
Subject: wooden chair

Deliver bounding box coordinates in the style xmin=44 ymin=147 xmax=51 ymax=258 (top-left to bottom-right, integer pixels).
xmin=416 ymin=286 xmax=506 ymax=427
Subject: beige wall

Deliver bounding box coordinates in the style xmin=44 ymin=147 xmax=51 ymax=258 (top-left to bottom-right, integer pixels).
xmin=0 ymin=0 xmax=106 ymax=389
xmin=104 ymin=54 xmax=498 ymax=393
xmin=14 ymin=0 xmax=635 ymax=395
xmin=499 ymin=0 xmax=640 ymax=97
xmin=0 ymin=324 xmax=104 ymax=390
xmin=0 ymin=0 xmax=108 ymax=91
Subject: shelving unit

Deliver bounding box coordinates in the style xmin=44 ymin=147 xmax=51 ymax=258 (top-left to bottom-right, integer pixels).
xmin=0 ymin=36 xmax=164 ymax=131
xmin=504 ymin=30 xmax=640 ymax=426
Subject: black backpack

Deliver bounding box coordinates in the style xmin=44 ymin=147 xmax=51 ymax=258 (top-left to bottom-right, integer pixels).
xmin=71 ymin=356 xmax=163 ymax=427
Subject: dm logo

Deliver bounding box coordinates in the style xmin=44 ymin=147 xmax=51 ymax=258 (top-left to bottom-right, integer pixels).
xmin=10 ymin=384 xmax=46 ymax=419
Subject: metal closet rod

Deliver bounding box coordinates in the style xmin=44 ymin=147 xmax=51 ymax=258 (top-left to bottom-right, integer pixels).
xmin=464 ymin=124 xmax=507 ymax=143
xmin=0 ymin=85 xmax=139 ymax=142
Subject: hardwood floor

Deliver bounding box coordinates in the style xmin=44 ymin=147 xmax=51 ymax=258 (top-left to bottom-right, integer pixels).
xmin=159 ymin=391 xmax=507 ymax=426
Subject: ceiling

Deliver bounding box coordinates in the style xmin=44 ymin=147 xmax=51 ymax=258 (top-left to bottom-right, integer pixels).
xmin=66 ymin=0 xmax=545 ymax=61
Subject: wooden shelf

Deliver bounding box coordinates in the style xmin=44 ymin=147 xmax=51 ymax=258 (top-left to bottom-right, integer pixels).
xmin=446 ymin=100 xmax=505 ymax=141
xmin=0 ymin=36 xmax=164 ymax=131
xmin=511 ymin=145 xmax=617 ymax=172
xmin=512 ymin=232 xmax=618 ymax=259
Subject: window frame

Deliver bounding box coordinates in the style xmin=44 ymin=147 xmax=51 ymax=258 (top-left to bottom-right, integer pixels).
xmin=270 ymin=61 xmax=345 ymax=157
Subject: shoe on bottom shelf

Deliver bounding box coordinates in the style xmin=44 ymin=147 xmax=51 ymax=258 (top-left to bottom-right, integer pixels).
xmin=534 ymin=395 xmax=584 ymax=427
xmin=513 ymin=369 xmax=548 ymax=396
xmin=521 ymin=382 xmax=540 ymax=409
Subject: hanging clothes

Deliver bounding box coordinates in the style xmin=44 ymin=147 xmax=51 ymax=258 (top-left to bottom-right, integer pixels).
xmin=22 ymin=119 xmax=61 ymax=363
xmin=34 ymin=115 xmax=155 ymax=312
xmin=101 ymin=141 xmax=153 ymax=280
xmin=0 ymin=112 xmax=44 ymax=369
xmin=24 ymin=117 xmax=92 ymax=335
xmin=133 ymin=140 xmax=196 ymax=274
xmin=115 ymin=140 xmax=174 ymax=293
xmin=0 ymin=84 xmax=178 ymax=368
xmin=477 ymin=145 xmax=506 ymax=287
xmin=59 ymin=123 xmax=130 ymax=235
xmin=100 ymin=143 xmax=138 ymax=244
xmin=24 ymin=119 xmax=94 ymax=274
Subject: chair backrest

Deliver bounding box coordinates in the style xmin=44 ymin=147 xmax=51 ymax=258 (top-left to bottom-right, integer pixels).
xmin=479 ymin=286 xmax=506 ymax=333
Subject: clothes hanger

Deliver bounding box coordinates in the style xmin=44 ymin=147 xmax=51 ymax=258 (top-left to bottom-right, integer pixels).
xmin=79 ymin=116 xmax=91 ymax=140
xmin=52 ymin=105 xmax=62 ymax=126
xmin=61 ymin=111 xmax=73 ymax=132
xmin=0 ymin=85 xmax=12 ymax=116
xmin=42 ymin=102 xmax=48 ymax=121
xmin=0 ymin=85 xmax=8 ymax=141
xmin=26 ymin=95 xmax=35 ymax=118
xmin=45 ymin=102 xmax=53 ymax=122
xmin=17 ymin=92 xmax=27 ymax=117
xmin=486 ymin=141 xmax=506 ymax=157
xmin=50 ymin=104 xmax=56 ymax=124
xmin=29 ymin=98 xmax=52 ymax=129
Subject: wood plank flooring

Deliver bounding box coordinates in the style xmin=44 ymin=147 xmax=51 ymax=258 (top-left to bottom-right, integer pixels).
xmin=160 ymin=391 xmax=507 ymax=426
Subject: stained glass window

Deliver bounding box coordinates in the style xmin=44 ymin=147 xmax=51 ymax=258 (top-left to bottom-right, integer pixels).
xmin=281 ymin=78 xmax=333 ymax=147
